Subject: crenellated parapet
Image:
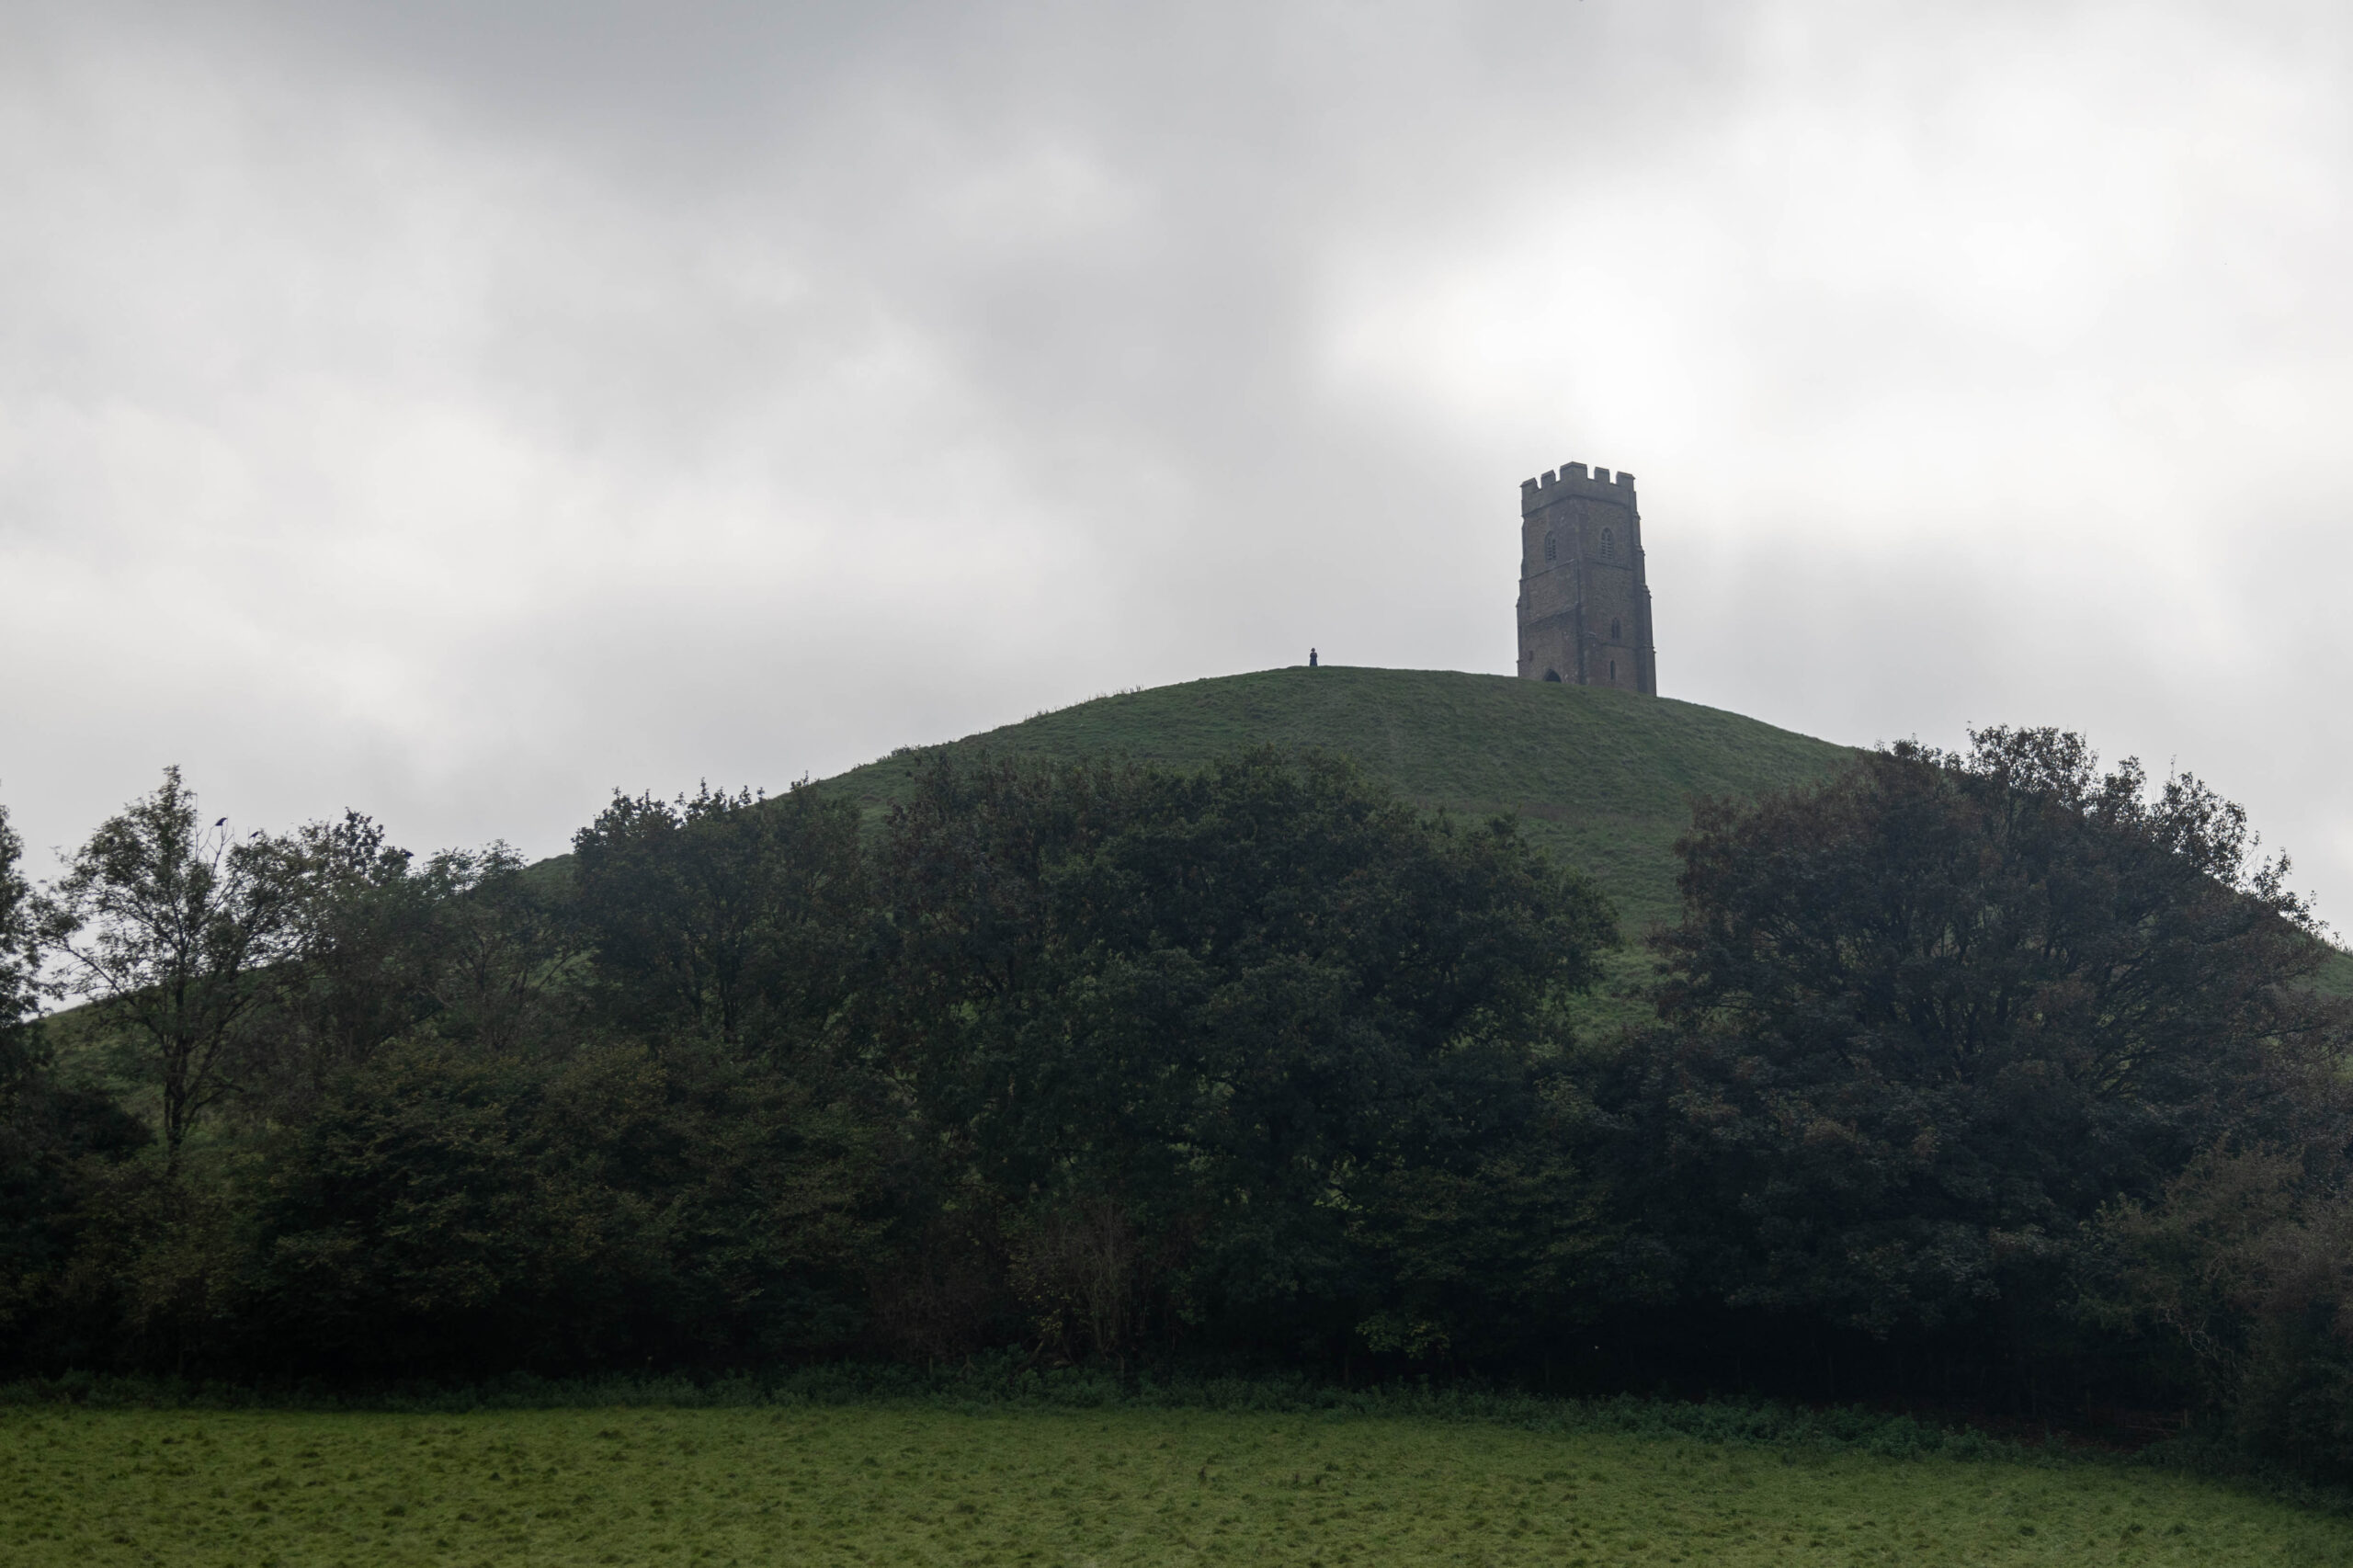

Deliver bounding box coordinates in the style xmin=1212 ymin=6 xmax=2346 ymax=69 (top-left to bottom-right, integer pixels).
xmin=1520 ymin=463 xmax=1638 ymax=513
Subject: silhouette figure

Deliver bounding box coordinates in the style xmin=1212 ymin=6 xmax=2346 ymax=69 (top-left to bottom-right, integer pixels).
xmin=1309 ymin=648 xmax=1318 ymax=667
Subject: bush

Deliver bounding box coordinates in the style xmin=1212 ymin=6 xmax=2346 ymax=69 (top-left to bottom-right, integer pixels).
xmin=2097 ymin=1145 xmax=2353 ymax=1480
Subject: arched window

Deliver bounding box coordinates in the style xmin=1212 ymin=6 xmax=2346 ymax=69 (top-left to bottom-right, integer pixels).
xmin=1608 ymin=660 xmax=1618 ymax=682
xmin=1598 ymin=527 xmax=1616 ymax=561
xmin=1608 ymin=617 xmax=1622 ymax=642
xmin=1543 ymin=531 xmax=1556 ymax=562
xmin=1543 ymin=668 xmax=1562 ymax=683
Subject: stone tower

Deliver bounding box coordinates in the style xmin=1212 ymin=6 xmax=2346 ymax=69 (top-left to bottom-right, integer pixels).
xmin=1516 ymin=461 xmax=1656 ymax=694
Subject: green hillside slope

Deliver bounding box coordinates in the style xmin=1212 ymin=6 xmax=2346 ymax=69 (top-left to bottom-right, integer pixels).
xmin=39 ymin=669 xmax=1858 ymax=1062
xmin=823 ymin=665 xmax=1858 ymax=936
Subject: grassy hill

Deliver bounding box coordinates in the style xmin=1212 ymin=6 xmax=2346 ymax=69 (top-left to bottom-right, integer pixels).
xmin=38 ymin=669 xmax=1856 ymax=1065
xmin=820 ymin=665 xmax=1858 ymax=937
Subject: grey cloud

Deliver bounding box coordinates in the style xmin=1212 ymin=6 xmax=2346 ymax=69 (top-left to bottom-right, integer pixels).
xmin=5 ymin=0 xmax=2352 ymax=925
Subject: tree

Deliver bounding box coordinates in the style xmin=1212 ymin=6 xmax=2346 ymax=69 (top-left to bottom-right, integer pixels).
xmin=0 ymin=801 xmax=152 ymax=1348
xmin=249 ymin=1035 xmax=881 ymax=1373
xmin=245 ymin=812 xmax=438 ymax=1119
xmin=38 ymin=769 xmax=302 ymax=1161
xmin=231 ymin=817 xmax=578 ymax=1122
xmin=573 ymin=782 xmax=867 ymax=1053
xmin=1611 ymin=727 xmax=2346 ymax=1338
xmin=0 ymin=800 xmax=32 ymax=1057
xmin=873 ymin=748 xmax=1619 ymax=1358
xmin=2095 ymin=1145 xmax=2353 ymax=1478
xmin=415 ymin=844 xmax=573 ymax=1056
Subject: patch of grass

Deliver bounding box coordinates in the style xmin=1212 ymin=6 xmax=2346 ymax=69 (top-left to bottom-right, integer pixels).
xmin=0 ymin=1402 xmax=2342 ymax=1566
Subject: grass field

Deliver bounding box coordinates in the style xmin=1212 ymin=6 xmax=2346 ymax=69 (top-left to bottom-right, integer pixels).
xmin=3 ymin=1403 xmax=2345 ymax=1567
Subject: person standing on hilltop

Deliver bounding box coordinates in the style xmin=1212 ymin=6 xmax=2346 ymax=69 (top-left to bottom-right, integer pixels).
xmin=1309 ymin=648 xmax=1318 ymax=667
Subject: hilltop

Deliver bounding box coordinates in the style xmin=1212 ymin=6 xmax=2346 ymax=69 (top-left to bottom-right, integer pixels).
xmin=819 ymin=665 xmax=1858 ymax=937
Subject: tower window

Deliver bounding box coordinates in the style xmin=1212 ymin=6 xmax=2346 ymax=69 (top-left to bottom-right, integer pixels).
xmin=1543 ymin=531 xmax=1556 ymax=562
xmin=1598 ymin=527 xmax=1616 ymax=561
xmin=1609 ymin=617 xmax=1622 ymax=642
xmin=1608 ymin=659 xmax=1618 ymax=681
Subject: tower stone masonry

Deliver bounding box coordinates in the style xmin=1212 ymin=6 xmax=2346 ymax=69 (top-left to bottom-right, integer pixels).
xmin=1516 ymin=461 xmax=1656 ymax=695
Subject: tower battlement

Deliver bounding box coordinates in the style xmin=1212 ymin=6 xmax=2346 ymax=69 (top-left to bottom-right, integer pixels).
xmin=1515 ymin=460 xmax=1656 ymax=695
xmin=1520 ymin=464 xmax=1638 ymax=512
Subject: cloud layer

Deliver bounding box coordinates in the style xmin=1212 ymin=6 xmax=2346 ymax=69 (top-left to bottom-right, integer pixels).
xmin=6 ymin=0 xmax=2352 ymax=919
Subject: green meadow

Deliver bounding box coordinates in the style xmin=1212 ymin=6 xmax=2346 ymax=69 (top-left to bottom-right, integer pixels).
xmin=3 ymin=1403 xmax=2344 ymax=1567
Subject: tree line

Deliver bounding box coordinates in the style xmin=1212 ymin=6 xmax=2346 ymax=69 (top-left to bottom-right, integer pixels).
xmin=2 ymin=733 xmax=2349 ymax=1474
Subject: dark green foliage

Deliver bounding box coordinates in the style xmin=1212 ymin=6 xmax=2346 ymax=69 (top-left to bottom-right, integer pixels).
xmin=2093 ymin=1145 xmax=2353 ymax=1481
xmin=1609 ymin=727 xmax=2346 ymax=1336
xmin=237 ymin=822 xmax=574 ymax=1120
xmin=36 ymin=768 xmax=304 ymax=1158
xmin=870 ymin=750 xmax=1618 ymax=1359
xmin=0 ymin=802 xmax=153 ymax=1344
xmin=11 ymin=693 xmax=2353 ymax=1485
xmin=0 ymin=801 xmax=31 ymax=1051
xmin=409 ymin=844 xmax=575 ymax=1056
xmin=819 ymin=666 xmax=1857 ymax=934
xmin=221 ymin=750 xmax=1623 ymax=1375
xmin=243 ymin=813 xmax=443 ymax=1117
xmin=248 ymin=1041 xmax=879 ymax=1372
xmin=0 ymin=1084 xmax=150 ymax=1347
xmin=572 ymin=782 xmax=867 ymax=1051
xmin=16 ymin=746 xmax=1609 ymax=1379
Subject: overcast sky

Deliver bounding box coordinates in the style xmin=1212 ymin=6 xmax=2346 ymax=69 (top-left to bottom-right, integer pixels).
xmin=6 ymin=1 xmax=2351 ymax=919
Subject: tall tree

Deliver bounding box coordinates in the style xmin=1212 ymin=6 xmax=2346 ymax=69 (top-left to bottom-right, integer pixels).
xmin=415 ymin=845 xmax=572 ymax=1056
xmin=38 ymin=768 xmax=302 ymax=1160
xmin=874 ymin=748 xmax=1619 ymax=1358
xmin=573 ymin=782 xmax=867 ymax=1052
xmin=0 ymin=801 xmax=33 ymax=1060
xmin=248 ymin=812 xmax=437 ymax=1119
xmin=1612 ymin=727 xmax=2346 ymax=1335
xmin=0 ymin=796 xmax=153 ymax=1356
